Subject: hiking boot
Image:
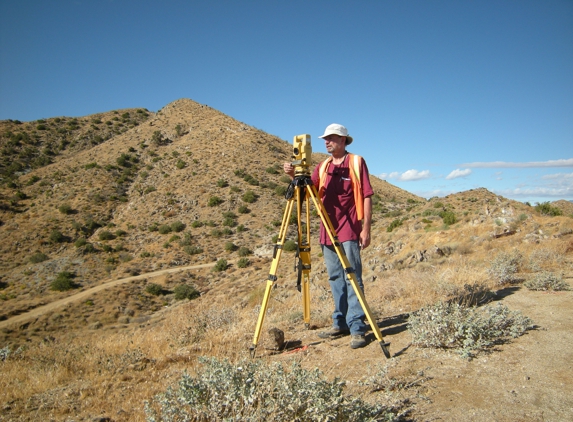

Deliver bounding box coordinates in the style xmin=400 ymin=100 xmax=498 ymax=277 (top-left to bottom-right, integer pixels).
xmin=317 ymin=327 xmax=350 ymax=339
xmin=350 ymin=334 xmax=367 ymax=349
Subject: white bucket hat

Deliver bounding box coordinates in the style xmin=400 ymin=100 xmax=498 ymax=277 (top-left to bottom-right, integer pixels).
xmin=318 ymin=123 xmax=353 ymax=145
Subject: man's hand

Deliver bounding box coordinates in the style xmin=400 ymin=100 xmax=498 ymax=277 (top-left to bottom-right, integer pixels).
xmin=283 ymin=162 xmax=295 ymax=179
xmin=359 ymin=229 xmax=371 ymax=249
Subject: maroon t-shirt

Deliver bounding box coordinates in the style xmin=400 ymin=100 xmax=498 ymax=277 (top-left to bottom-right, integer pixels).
xmin=311 ymin=154 xmax=373 ymax=245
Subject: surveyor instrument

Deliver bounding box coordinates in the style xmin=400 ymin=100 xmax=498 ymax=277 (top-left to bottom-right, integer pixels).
xmin=250 ymin=134 xmax=391 ymax=358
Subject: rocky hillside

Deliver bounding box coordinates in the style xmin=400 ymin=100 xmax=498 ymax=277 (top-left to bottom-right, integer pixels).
xmin=0 ymin=99 xmax=423 ymax=320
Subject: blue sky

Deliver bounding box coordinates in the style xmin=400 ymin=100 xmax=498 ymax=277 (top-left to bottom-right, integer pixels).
xmin=1 ymin=0 xmax=572 ymax=204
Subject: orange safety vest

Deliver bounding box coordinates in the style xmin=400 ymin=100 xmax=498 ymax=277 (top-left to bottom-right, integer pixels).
xmin=318 ymin=153 xmax=365 ymax=220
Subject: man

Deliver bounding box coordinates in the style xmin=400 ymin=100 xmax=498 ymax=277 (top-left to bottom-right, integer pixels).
xmin=283 ymin=123 xmax=373 ymax=349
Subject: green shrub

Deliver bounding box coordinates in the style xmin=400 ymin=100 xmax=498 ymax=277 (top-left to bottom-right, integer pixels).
xmin=145 ymin=283 xmax=165 ymax=296
xmin=58 ymin=204 xmax=74 ymax=214
xmin=171 ymin=221 xmax=186 ymax=232
xmin=237 ymin=257 xmax=250 ymax=268
xmin=238 ymin=246 xmax=251 ymax=257
xmin=50 ymin=272 xmax=77 ymax=291
xmin=408 ymin=301 xmax=533 ymax=359
xmin=224 ymin=242 xmax=237 ymax=252
xmin=534 ymin=201 xmax=562 ymax=216
xmin=223 ymin=217 xmax=237 ymax=227
xmin=208 ymin=196 xmax=223 ymax=207
xmin=238 ymin=205 xmax=250 ymax=214
xmin=98 ymin=230 xmax=115 ymax=241
xmin=191 ymin=220 xmax=204 ymax=228
xmin=217 ymin=179 xmax=228 ymax=188
xmin=283 ymin=240 xmax=297 ymax=252
xmin=242 ymin=190 xmax=257 ymax=203
xmin=212 ymin=259 xmax=228 ymax=272
xmin=183 ymin=245 xmax=203 ymax=255
xmin=275 ymin=185 xmax=288 ymax=196
xmin=176 ymin=159 xmax=186 ymax=169
xmin=29 ymin=252 xmax=49 ymax=263
xmin=145 ymin=357 xmax=398 ymax=421
xmin=49 ymin=230 xmax=66 ymax=243
xmin=439 ymin=211 xmax=457 ymax=225
xmin=386 ymin=219 xmax=403 ymax=232
xmin=524 ymin=272 xmax=571 ymax=291
xmin=74 ymin=237 xmax=88 ymax=247
xmin=115 ymin=229 xmax=127 ymax=237
xmin=158 ymin=225 xmax=172 ymax=234
xmin=173 ymin=284 xmax=200 ymax=300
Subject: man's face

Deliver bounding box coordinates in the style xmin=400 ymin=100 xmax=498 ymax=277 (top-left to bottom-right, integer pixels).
xmin=323 ymin=134 xmax=346 ymax=155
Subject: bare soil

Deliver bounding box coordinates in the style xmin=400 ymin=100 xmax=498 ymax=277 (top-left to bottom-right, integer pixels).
xmin=268 ymin=286 xmax=573 ymax=422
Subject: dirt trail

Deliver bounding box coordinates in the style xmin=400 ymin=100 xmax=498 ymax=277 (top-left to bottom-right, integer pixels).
xmin=0 ymin=262 xmax=217 ymax=330
xmin=293 ymin=287 xmax=573 ymax=422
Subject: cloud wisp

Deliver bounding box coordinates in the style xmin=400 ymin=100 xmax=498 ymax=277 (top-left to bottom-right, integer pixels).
xmin=460 ymin=158 xmax=573 ymax=168
xmin=379 ymin=169 xmax=431 ymax=181
xmin=446 ymin=168 xmax=472 ymax=180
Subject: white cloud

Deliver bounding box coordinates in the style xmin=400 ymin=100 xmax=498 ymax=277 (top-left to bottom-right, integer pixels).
xmin=542 ymin=172 xmax=573 ymax=180
xmin=460 ymin=158 xmax=573 ymax=168
xmin=446 ymin=168 xmax=472 ymax=180
xmin=379 ymin=169 xmax=431 ymax=181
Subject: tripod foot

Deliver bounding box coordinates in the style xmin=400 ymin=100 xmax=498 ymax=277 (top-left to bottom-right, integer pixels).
xmin=249 ymin=345 xmax=257 ymax=358
xmin=379 ymin=341 xmax=391 ymax=359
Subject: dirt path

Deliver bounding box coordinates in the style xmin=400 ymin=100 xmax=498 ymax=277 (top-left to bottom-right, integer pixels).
xmin=282 ymin=287 xmax=573 ymax=422
xmin=0 ymin=262 xmax=218 ymax=330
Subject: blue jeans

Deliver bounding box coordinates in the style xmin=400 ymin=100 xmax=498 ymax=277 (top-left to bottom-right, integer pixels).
xmin=321 ymin=241 xmax=367 ymax=335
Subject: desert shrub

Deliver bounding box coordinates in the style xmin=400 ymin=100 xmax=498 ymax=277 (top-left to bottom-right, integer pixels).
xmin=49 ymin=230 xmax=66 ymax=243
xmin=145 ymin=357 xmax=398 ymax=421
xmin=217 ymin=179 xmax=228 ymax=188
xmin=408 ymin=301 xmax=533 ymax=359
xmin=433 ymin=201 xmax=444 ymax=208
xmin=439 ymin=211 xmax=457 ymax=225
xmin=50 ymin=271 xmax=77 ymax=291
xmin=387 ymin=219 xmax=403 ymax=232
xmin=158 ymin=224 xmax=172 ymax=234
xmin=176 ymin=159 xmax=186 ymax=169
xmin=174 ymin=284 xmax=200 ymax=300
xmin=145 ymin=283 xmax=165 ymax=296
xmin=74 ymin=237 xmax=88 ymax=247
xmin=98 ymin=230 xmax=115 ymax=241
xmin=58 ymin=203 xmax=73 ymax=214
xmin=191 ymin=220 xmax=204 ymax=228
xmin=80 ymin=243 xmax=96 ymax=254
xmin=237 ymin=257 xmax=250 ymax=268
xmin=183 ymin=245 xmax=203 ymax=255
xmin=238 ymin=246 xmax=251 ymax=257
xmin=212 ymin=259 xmax=228 ymax=272
xmin=275 ymin=185 xmax=288 ymax=196
xmin=224 ymin=242 xmax=237 ymax=252
xmin=524 ymin=272 xmax=571 ymax=291
xmin=29 ymin=252 xmax=49 ymax=263
xmin=223 ymin=217 xmax=237 ymax=227
xmin=283 ymin=240 xmax=297 ymax=252
xmin=171 ymin=221 xmax=186 ymax=232
xmin=115 ymin=229 xmax=127 ymax=237
xmin=487 ymin=250 xmax=523 ymax=284
xmin=236 ymin=224 xmax=246 ymax=232
xmin=242 ymin=190 xmax=257 ymax=203
xmin=238 ymin=205 xmax=250 ymax=214
xmin=279 ymin=175 xmax=291 ymax=184
xmin=534 ymin=201 xmax=562 ymax=216
xmin=208 ymin=196 xmax=223 ymax=207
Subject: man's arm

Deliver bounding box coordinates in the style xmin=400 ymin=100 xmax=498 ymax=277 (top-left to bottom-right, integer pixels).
xmin=360 ymin=196 xmax=372 ymax=249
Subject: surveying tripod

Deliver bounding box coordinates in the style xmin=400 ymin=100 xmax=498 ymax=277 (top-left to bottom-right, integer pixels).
xmin=250 ymin=134 xmax=391 ymax=359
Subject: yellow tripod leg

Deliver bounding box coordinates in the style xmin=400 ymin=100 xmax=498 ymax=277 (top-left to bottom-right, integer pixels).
xmin=250 ymin=197 xmax=295 ymax=357
xmin=306 ymin=185 xmax=391 ymax=358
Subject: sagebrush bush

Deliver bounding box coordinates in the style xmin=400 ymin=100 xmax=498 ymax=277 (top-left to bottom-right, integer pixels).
xmin=146 ymin=283 xmax=164 ymax=296
xmin=212 ymin=259 xmax=228 ymax=272
xmin=145 ymin=357 xmax=399 ymax=421
xmin=174 ymin=284 xmax=200 ymax=300
xmin=408 ymin=301 xmax=533 ymax=359
xmin=237 ymin=257 xmax=250 ymax=268
xmin=50 ymin=271 xmax=77 ymax=291
xmin=524 ymin=272 xmax=571 ymax=291
xmin=29 ymin=252 xmax=49 ymax=263
xmin=487 ymin=250 xmax=523 ymax=284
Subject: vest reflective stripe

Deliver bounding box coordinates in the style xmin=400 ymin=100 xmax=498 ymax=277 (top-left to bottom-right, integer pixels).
xmin=318 ymin=153 xmax=364 ymax=220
